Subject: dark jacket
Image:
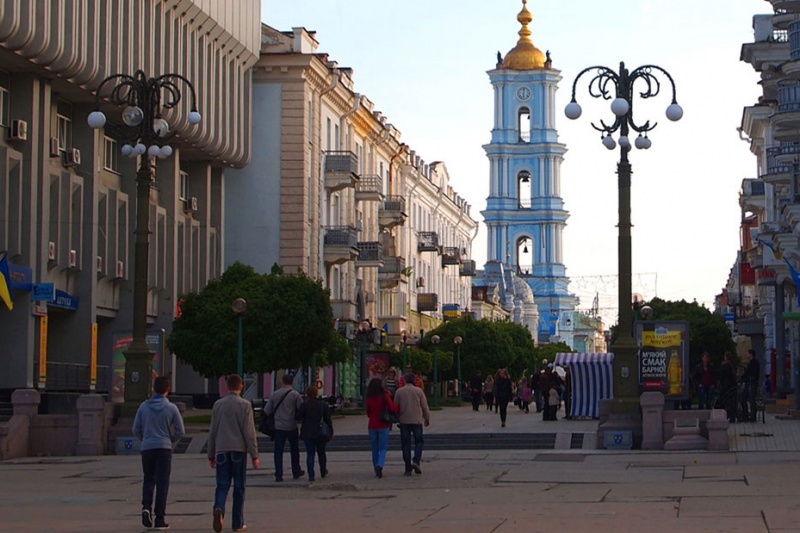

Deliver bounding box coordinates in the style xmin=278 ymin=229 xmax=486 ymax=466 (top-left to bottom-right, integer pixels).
xmin=296 ymin=399 xmax=333 ymax=441
xmin=693 ymin=362 xmax=717 ymax=388
xmin=742 ymin=357 xmax=760 ymax=386
xmin=494 ymin=376 xmax=513 ymax=402
xmin=719 ymin=361 xmax=737 ymax=391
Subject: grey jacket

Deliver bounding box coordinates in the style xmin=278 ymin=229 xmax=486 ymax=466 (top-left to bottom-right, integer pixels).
xmin=207 ymin=392 xmax=259 ymax=459
xmin=132 ymin=394 xmax=185 ymax=452
xmin=264 ymin=386 xmax=304 ymax=431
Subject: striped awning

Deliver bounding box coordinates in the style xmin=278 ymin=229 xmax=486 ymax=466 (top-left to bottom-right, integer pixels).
xmin=554 ymin=353 xmax=615 ymax=418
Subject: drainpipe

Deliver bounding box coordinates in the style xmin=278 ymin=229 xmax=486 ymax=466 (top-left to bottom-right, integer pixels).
xmin=319 ymin=70 xmax=340 ymax=282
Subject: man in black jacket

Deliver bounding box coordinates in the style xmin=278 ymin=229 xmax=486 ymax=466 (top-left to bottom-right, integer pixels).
xmin=469 ymin=372 xmax=483 ymax=411
xmin=741 ymin=349 xmax=760 ymax=422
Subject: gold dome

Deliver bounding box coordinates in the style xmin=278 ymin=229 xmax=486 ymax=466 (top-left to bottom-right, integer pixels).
xmin=501 ymin=0 xmax=547 ymax=70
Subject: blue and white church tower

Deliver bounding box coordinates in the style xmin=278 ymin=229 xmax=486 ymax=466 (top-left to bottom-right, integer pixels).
xmin=482 ymin=0 xmax=577 ymax=342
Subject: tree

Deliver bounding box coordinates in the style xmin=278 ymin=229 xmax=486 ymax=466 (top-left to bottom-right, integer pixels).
xmin=167 ymin=262 xmax=349 ymax=377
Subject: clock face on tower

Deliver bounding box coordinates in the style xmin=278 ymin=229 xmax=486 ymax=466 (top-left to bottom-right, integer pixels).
xmin=516 ymin=86 xmax=531 ymax=102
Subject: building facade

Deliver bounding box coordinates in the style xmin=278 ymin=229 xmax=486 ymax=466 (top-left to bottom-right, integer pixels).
xmin=226 ymin=25 xmax=477 ymax=399
xmin=0 ymin=1 xmax=260 ymax=399
xmin=480 ymin=1 xmax=577 ymax=342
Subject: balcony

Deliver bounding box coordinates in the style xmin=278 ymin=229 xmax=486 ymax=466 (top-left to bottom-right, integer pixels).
xmin=379 ymin=195 xmax=407 ymax=229
xmin=441 ymin=246 xmax=461 ymax=266
xmin=355 ymin=241 xmax=383 ymax=268
xmin=378 ymin=256 xmax=407 ymax=288
xmin=355 ymin=175 xmax=384 ymax=202
xmin=770 ymin=1 xmax=800 ymax=15
xmin=739 ymin=179 xmax=766 ymax=212
xmin=773 ymin=81 xmax=800 ymax=139
xmin=418 ymin=231 xmax=440 ymax=252
xmin=331 ymin=299 xmax=358 ymax=322
xmin=741 ymin=19 xmax=789 ymax=72
xmin=459 ymin=259 xmax=476 ymax=276
xmin=417 ymin=292 xmax=438 ymax=312
xmin=763 ymin=147 xmax=793 ymax=185
xmin=323 ymin=226 xmax=359 ymax=265
xmin=324 ymin=151 xmax=360 ymax=192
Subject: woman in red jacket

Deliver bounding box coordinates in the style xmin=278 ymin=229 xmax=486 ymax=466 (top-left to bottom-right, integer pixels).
xmin=365 ymin=378 xmax=398 ymax=478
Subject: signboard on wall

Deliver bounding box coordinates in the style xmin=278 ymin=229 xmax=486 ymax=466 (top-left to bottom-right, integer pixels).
xmin=635 ymin=320 xmax=689 ymax=400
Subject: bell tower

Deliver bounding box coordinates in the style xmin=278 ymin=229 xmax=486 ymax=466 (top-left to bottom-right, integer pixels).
xmin=481 ymin=0 xmax=576 ymax=342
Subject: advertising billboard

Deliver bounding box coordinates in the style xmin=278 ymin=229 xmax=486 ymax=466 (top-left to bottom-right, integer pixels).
xmin=634 ymin=320 xmax=689 ymax=400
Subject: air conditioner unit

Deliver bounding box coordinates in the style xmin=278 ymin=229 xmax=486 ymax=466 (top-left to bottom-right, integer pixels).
xmin=97 ymin=256 xmax=104 ymax=274
xmin=416 ymin=276 xmax=425 ymax=288
xmin=49 ymin=138 xmax=61 ymax=157
xmin=184 ymin=196 xmax=198 ymax=213
xmin=115 ymin=260 xmax=125 ymax=279
xmin=48 ymin=241 xmax=56 ymax=261
xmin=8 ymin=119 xmax=27 ymax=141
xmin=64 ymin=148 xmax=81 ymax=167
xmin=68 ymin=249 xmax=77 ymax=268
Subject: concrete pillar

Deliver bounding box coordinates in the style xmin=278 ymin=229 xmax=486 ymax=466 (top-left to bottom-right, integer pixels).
xmin=706 ymin=409 xmax=730 ymax=451
xmin=11 ymin=388 xmax=40 ymax=416
xmin=640 ymin=392 xmax=665 ymax=450
xmin=76 ymin=394 xmax=106 ymax=456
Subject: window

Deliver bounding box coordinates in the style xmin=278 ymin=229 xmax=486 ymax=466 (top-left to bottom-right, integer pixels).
xmin=179 ymin=171 xmax=188 ymax=201
xmin=0 ymin=70 xmax=9 ymax=127
xmin=518 ymin=107 xmax=531 ymax=142
xmin=103 ymin=137 xmax=118 ymax=172
xmin=56 ymin=101 xmax=73 ymax=151
xmin=518 ymin=171 xmax=532 ymax=208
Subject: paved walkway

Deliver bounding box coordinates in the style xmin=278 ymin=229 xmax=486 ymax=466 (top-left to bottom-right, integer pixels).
xmin=3 ymin=404 xmax=800 ymax=531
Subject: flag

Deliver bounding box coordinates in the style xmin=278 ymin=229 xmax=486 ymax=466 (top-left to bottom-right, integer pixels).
xmin=785 ymin=258 xmax=800 ymax=307
xmin=0 ymin=253 xmax=13 ymax=311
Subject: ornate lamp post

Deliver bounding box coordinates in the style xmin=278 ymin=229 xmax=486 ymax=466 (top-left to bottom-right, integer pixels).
xmin=232 ymin=298 xmax=247 ymax=376
xmin=358 ymin=320 xmax=371 ymax=407
xmin=88 ymin=70 xmax=200 ymax=414
xmin=431 ymin=334 xmax=441 ymax=408
xmin=565 ymin=62 xmax=681 ymax=412
xmin=454 ymin=335 xmax=463 ymax=401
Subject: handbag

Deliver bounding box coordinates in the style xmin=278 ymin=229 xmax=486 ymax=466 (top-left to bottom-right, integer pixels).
xmin=318 ymin=403 xmax=332 ymax=441
xmin=379 ymin=394 xmax=399 ymax=425
xmin=259 ymin=390 xmax=289 ymax=440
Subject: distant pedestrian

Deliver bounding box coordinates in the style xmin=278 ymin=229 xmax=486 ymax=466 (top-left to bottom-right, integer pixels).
xmin=719 ymin=351 xmax=738 ymax=423
xmin=383 ymin=367 xmax=399 ymax=399
xmin=398 ymin=364 xmax=423 ymax=388
xmin=519 ymin=377 xmax=532 ymax=414
xmin=296 ymin=386 xmax=333 ymax=482
xmin=264 ymin=373 xmax=305 ymax=482
xmin=539 ymin=365 xmax=553 ymax=421
xmin=483 ymin=375 xmax=495 ymax=411
xmin=208 ymin=374 xmax=260 ymax=533
xmin=133 ymin=375 xmax=185 ymax=531
xmin=741 ymin=349 xmax=760 ymax=421
xmin=494 ymin=369 xmax=513 ymax=427
xmin=469 ymin=371 xmax=483 ymax=411
xmin=563 ymin=366 xmax=573 ymax=419
xmin=693 ymin=352 xmax=717 ymax=410
xmin=365 ymin=378 xmax=398 ymax=478
xmin=394 ymin=372 xmax=431 ymax=476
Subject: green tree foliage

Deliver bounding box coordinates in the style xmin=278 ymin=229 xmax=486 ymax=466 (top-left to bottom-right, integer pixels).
xmin=167 ymin=262 xmax=349 ymax=377
xmin=419 ymin=316 xmax=535 ymax=381
xmin=531 ymin=341 xmax=575 ymax=372
xmin=610 ymin=297 xmax=735 ymax=371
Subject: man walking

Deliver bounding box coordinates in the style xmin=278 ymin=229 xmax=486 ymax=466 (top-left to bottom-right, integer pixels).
xmin=264 ymin=373 xmax=304 ymax=481
xmin=208 ymin=374 xmax=260 ymax=533
xmin=742 ymin=349 xmax=760 ymax=421
xmin=133 ymin=375 xmax=185 ymax=531
xmin=394 ymin=372 xmax=430 ymax=476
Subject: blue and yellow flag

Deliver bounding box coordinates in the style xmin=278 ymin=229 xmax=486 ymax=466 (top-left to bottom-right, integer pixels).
xmin=0 ymin=252 xmax=13 ymax=310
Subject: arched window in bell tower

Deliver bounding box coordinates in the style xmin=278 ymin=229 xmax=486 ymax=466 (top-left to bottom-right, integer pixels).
xmin=518 ymin=107 xmax=531 ymax=143
xmin=516 ymin=237 xmax=533 ymax=277
xmin=518 ymin=170 xmax=531 ymax=209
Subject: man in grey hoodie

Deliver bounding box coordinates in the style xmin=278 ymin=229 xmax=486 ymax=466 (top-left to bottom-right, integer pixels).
xmin=133 ymin=375 xmax=185 ymax=531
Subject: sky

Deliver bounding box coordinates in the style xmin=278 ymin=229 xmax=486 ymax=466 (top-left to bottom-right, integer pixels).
xmin=261 ymin=0 xmax=766 ymax=326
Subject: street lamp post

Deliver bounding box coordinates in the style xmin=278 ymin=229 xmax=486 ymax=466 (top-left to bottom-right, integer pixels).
xmin=401 ymin=330 xmax=408 ymax=369
xmin=431 ymin=335 xmax=440 ymax=408
xmin=88 ymin=70 xmax=200 ymax=415
xmin=454 ymin=335 xmax=463 ymax=402
xmin=358 ymin=320 xmax=371 ymax=408
xmin=232 ymin=298 xmax=247 ymax=376
xmin=565 ymin=62 xmax=681 ymax=412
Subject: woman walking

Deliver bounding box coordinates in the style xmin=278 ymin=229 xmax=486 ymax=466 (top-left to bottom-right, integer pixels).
xmin=365 ymin=378 xmax=398 ymax=478
xmin=494 ymin=369 xmax=513 ymax=427
xmin=483 ymin=374 xmax=495 ymax=412
xmin=383 ymin=367 xmax=399 ymax=399
xmin=296 ymin=386 xmax=333 ymax=482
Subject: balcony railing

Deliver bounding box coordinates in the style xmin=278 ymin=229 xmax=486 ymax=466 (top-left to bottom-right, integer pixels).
xmin=355 ymin=174 xmax=384 ymax=202
xmin=441 ymin=246 xmax=461 ymax=266
xmin=791 ymin=19 xmax=800 ymax=60
xmin=356 ymin=241 xmax=383 ymax=267
xmin=765 ymin=147 xmax=793 ymax=176
xmin=378 ymin=256 xmax=406 ymax=288
xmin=459 ymin=259 xmax=476 ymax=276
xmin=417 ymin=292 xmax=438 ymax=312
xmin=324 ymin=151 xmax=359 ymax=191
xmin=418 ymin=231 xmax=440 ymax=252
xmin=778 ymin=80 xmax=800 ymax=112
xmin=379 ymin=195 xmax=407 ymax=229
xmin=324 ymin=226 xmax=359 ymax=246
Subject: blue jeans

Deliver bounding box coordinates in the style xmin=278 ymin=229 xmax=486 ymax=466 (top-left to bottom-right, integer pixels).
xmin=302 ymin=439 xmax=328 ymax=480
xmin=141 ymin=448 xmax=172 ymax=520
xmin=368 ymin=428 xmax=390 ymax=469
xmin=214 ymin=451 xmax=247 ymax=530
xmin=697 ymin=385 xmax=714 ymax=410
xmin=273 ymin=429 xmax=302 ymax=480
xmin=399 ymin=424 xmax=424 ymax=471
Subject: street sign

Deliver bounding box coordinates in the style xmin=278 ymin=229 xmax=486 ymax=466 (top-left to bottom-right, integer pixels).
xmin=31 ymin=283 xmax=55 ymax=302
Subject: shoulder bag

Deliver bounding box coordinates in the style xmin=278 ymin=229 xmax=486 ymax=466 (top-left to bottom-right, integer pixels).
xmin=259 ymin=390 xmax=289 ymax=440
xmin=379 ymin=393 xmax=399 ymax=425
xmin=318 ymin=403 xmax=332 ymax=441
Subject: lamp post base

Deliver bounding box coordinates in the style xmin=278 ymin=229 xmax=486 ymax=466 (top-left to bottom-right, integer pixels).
xmin=120 ymin=344 xmax=155 ymax=418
